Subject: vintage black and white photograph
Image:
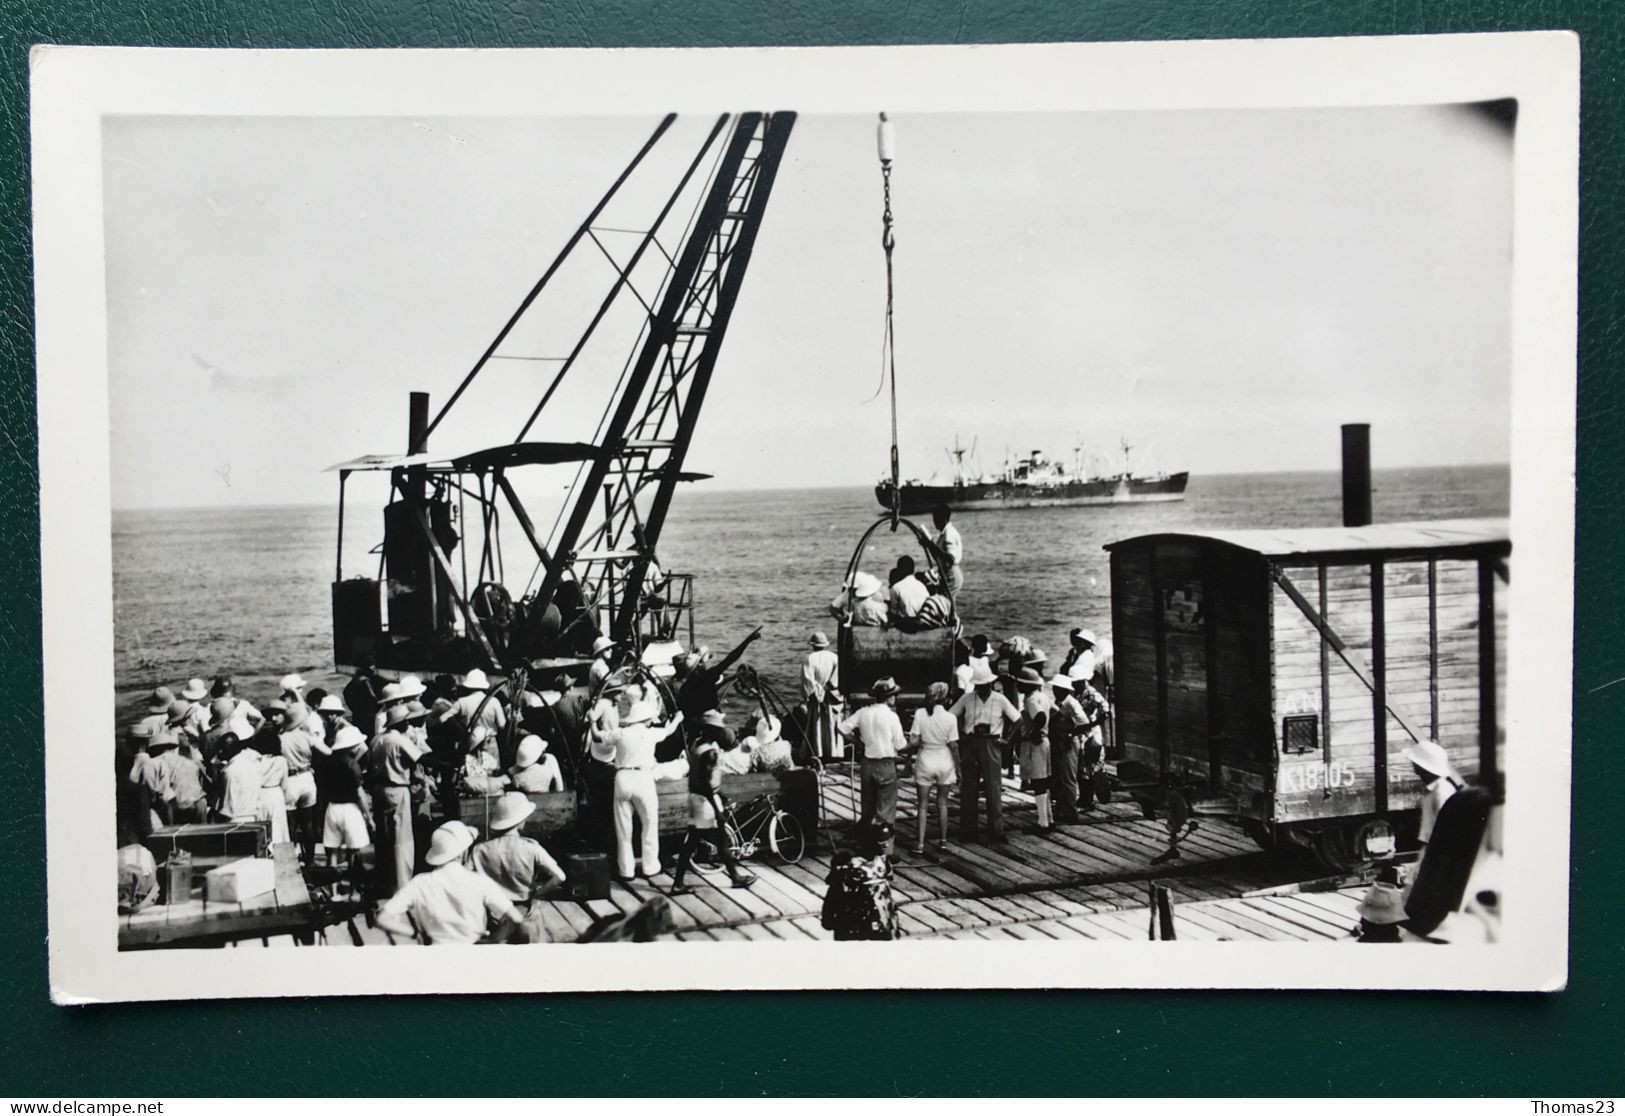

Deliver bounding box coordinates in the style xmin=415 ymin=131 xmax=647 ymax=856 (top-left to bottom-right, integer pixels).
xmin=33 ymin=36 xmax=1577 ymax=999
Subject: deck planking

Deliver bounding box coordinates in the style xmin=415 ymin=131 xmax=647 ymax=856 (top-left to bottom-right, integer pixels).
xmin=215 ymin=770 xmax=1370 ymax=949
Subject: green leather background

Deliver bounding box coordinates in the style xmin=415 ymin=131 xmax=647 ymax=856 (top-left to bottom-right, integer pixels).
xmin=3 ymin=0 xmax=1617 ymax=1098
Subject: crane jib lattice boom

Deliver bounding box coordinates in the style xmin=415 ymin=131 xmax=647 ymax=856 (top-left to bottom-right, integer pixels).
xmin=542 ymin=112 xmax=795 ymax=643
xmin=332 ymin=112 xmax=797 ymax=673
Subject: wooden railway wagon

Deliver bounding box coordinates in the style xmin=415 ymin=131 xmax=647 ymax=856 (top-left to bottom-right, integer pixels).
xmin=1105 ymin=518 xmax=1508 ymax=867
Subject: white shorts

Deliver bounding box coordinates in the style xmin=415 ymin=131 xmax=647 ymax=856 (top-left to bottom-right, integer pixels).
xmin=914 ymin=747 xmax=957 ymax=787
xmin=687 ymin=791 xmax=719 ymax=829
xmin=322 ymin=802 xmax=371 ymax=850
xmin=283 ymin=769 xmax=317 ymax=809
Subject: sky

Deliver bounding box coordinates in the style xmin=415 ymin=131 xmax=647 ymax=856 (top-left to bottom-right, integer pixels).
xmin=103 ymin=105 xmax=1513 ymax=510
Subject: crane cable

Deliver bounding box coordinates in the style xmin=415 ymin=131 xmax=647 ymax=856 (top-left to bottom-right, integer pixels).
xmin=878 ymin=112 xmax=901 ymax=531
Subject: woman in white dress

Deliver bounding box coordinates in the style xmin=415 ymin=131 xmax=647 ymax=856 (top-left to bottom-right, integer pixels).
xmin=255 ymin=738 xmax=292 ymax=846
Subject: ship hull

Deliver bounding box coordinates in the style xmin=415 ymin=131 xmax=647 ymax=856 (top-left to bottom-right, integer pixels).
xmin=876 ymin=473 xmax=1189 ymax=514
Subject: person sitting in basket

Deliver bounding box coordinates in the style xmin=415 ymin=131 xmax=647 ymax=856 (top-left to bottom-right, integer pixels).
xmin=509 ymin=734 xmax=565 ymax=794
xmin=829 ymin=571 xmax=888 ymax=628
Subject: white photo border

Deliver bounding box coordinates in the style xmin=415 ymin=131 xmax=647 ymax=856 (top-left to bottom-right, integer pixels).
xmin=32 ymin=33 xmax=1579 ymax=1002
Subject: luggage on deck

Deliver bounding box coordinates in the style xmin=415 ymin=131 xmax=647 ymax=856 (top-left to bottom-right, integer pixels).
xmin=565 ymin=850 xmax=612 ymax=901
xmin=205 ymin=857 xmax=276 ymax=903
xmin=144 ymin=821 xmax=269 ymax=866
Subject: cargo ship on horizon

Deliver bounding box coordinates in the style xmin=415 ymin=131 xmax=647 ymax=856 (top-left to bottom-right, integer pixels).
xmin=875 ymin=438 xmax=1189 ymax=514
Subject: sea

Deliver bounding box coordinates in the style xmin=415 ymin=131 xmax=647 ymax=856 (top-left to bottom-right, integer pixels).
xmin=113 ymin=465 xmax=1509 ymax=729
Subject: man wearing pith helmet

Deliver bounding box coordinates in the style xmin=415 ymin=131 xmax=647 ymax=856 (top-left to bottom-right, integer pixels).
xmin=470 ymin=791 xmax=567 ymax=910
xmin=375 ymin=820 xmax=524 ymax=945
xmin=509 ymin=734 xmax=564 ymax=794
xmin=950 ymin=661 xmax=1021 ymax=842
xmin=1403 ymin=738 xmax=1464 ymax=844
xmin=368 ymin=701 xmax=427 ymax=896
xmin=1062 ymin=628 xmax=1098 ymax=683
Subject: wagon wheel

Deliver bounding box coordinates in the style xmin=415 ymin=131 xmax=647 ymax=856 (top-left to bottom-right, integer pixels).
xmin=1150 ymin=791 xmax=1196 ymax=865
xmin=1307 ymin=826 xmax=1357 ymax=875
xmin=1090 ymin=770 xmax=1113 ymax=806
xmin=1237 ymin=816 xmax=1275 ymax=852
xmin=1307 ymin=817 xmax=1399 ymax=875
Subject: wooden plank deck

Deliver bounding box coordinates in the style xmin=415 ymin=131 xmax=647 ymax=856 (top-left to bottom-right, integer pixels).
xmin=291 ymin=769 xmax=1366 ymax=947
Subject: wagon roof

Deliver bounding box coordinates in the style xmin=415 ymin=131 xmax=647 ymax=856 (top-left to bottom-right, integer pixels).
xmin=1103 ymin=517 xmax=1510 ymax=559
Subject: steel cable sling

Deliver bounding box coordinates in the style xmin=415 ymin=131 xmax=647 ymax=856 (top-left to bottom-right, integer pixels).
xmin=878 ymin=112 xmax=901 ymax=531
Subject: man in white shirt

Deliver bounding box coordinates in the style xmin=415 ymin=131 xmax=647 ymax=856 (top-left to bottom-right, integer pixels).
xmin=602 ymin=701 xmax=680 ymax=879
xmin=949 ymin=663 xmax=1021 ymax=842
xmin=1063 ymin=628 xmax=1098 ymax=683
xmin=931 ymin=505 xmax=963 ymax=597
xmin=441 ymin=668 xmax=507 ymax=770
xmin=1048 ymin=675 xmax=1089 ymax=823
xmin=801 ymin=630 xmax=842 ymax=761
xmin=839 ymin=677 xmax=907 ymax=853
xmin=888 ymin=556 xmax=930 ymax=621
xmin=376 ymin=821 xmax=524 ymax=944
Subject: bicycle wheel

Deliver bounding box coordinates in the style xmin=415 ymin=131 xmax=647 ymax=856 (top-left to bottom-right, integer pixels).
xmin=691 ymin=836 xmax=723 ymax=872
xmin=768 ymin=811 xmax=806 ymax=864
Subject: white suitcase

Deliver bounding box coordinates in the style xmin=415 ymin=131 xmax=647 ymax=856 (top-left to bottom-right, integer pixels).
xmin=204 ymin=857 xmax=276 ymax=903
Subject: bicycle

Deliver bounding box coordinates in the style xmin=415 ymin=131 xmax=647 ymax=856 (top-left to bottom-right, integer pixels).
xmin=694 ymin=792 xmax=807 ymax=868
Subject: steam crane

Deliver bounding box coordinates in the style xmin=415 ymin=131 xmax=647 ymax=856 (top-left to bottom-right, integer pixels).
xmin=329 ymin=112 xmax=797 ymax=676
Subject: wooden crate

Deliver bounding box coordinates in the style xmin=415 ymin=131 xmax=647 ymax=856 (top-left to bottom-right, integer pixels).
xmin=142 ymin=822 xmax=269 ymax=867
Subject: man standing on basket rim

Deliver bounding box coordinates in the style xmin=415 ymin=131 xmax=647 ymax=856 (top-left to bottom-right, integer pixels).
xmin=930 ymin=504 xmax=963 ymax=598
xmin=839 ymin=677 xmax=907 ymax=855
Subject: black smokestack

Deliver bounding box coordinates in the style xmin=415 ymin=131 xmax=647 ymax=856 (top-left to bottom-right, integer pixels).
xmin=408 ymin=392 xmax=430 ymax=455
xmin=1341 ymin=423 xmax=1371 ymax=528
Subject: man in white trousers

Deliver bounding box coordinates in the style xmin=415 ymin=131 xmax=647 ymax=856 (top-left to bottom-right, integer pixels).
xmin=604 ymin=700 xmax=680 ymax=880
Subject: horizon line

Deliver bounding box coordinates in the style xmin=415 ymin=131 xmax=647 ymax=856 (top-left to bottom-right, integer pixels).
xmin=110 ymin=461 xmax=1512 ymax=514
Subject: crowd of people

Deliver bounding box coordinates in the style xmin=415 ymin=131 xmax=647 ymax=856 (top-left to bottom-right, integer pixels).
xmin=113 ymin=501 xmax=1134 ymax=943
xmin=811 ymin=624 xmax=1113 ymax=857
xmin=115 ymin=628 xmax=819 ymax=941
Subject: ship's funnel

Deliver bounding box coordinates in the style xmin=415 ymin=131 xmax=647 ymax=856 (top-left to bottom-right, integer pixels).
xmin=408 ymin=391 xmax=430 ymax=455
xmin=1341 ymin=423 xmax=1372 ymax=528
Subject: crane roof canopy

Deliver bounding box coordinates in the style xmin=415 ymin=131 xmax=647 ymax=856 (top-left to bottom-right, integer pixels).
xmin=325 ymin=441 xmax=601 ymax=475
xmin=1104 ymin=517 xmax=1510 ymax=561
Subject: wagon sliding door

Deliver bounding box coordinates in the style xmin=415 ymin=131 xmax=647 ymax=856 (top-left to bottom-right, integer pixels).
xmin=1110 ymin=542 xmax=1208 ymax=778
xmin=1271 ymin=562 xmax=1380 ymax=822
xmin=1271 ymin=552 xmax=1506 ymax=826
xmin=1112 ymin=541 xmax=1270 ymax=793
